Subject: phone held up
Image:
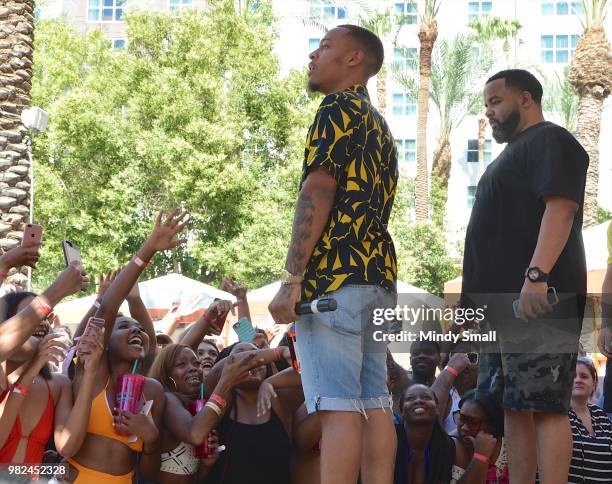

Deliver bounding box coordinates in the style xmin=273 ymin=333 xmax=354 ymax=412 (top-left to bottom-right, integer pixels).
xmin=61 ymin=240 xmax=82 ymax=267
xmin=22 ymin=223 xmax=43 ymax=247
xmin=233 ymin=317 xmax=257 ymax=343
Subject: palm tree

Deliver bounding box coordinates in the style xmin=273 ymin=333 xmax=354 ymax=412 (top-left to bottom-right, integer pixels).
xmin=468 ymin=16 xmax=521 ymax=177
xmin=569 ymin=0 xmax=611 ymax=227
xmin=414 ymin=0 xmax=442 ymax=223
xmin=542 ymin=66 xmax=579 ymax=133
xmin=0 ymin=0 xmax=35 ymax=288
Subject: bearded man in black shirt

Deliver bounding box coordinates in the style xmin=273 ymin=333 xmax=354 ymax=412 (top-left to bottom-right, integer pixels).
xmin=461 ymin=69 xmax=588 ymax=484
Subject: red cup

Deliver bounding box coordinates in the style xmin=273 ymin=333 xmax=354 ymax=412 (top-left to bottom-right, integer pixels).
xmin=189 ymin=399 xmax=213 ymax=458
xmin=115 ymin=373 xmax=145 ymax=435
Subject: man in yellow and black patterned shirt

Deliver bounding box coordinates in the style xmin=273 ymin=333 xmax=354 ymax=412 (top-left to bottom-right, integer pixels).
xmin=269 ymin=24 xmax=398 ymax=484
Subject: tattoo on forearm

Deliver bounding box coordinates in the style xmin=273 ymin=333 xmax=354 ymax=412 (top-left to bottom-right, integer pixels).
xmin=286 ymin=191 xmax=316 ymax=274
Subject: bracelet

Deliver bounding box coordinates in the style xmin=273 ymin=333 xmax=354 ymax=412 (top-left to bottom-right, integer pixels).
xmin=0 ymin=272 xmax=7 ymax=281
xmin=203 ymin=313 xmax=212 ymax=323
xmin=93 ymin=300 xmax=101 ymax=309
xmin=205 ymin=400 xmax=223 ymax=417
xmin=131 ymin=255 xmax=148 ymax=268
xmin=11 ymin=383 xmax=30 ymax=396
xmin=445 ymin=366 xmax=459 ymax=377
xmin=472 ymin=452 xmax=490 ymax=464
xmin=273 ymin=347 xmax=282 ymax=361
xmin=32 ymin=296 xmax=53 ymax=316
xmin=209 ymin=393 xmax=227 ymax=408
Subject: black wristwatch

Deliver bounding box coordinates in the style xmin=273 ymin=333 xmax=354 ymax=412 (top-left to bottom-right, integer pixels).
xmin=524 ymin=266 xmax=549 ymax=283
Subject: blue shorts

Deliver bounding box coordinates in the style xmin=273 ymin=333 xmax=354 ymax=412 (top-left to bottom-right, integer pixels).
xmin=295 ymin=284 xmax=397 ymax=414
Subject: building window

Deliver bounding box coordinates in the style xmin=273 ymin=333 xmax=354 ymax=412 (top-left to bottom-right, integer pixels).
xmin=308 ymin=38 xmax=320 ymax=52
xmin=394 ymin=2 xmax=418 ymax=24
xmin=88 ymin=0 xmax=126 ymax=22
xmin=541 ymin=34 xmax=579 ymax=63
xmin=467 ymin=185 xmax=477 ymax=208
xmin=392 ymin=93 xmax=416 ymax=116
xmin=468 ymin=1 xmax=492 ymax=22
xmin=393 ymin=47 xmax=418 ymax=70
xmin=169 ymin=0 xmax=193 ymax=12
xmin=396 ymin=139 xmax=416 ymax=163
xmin=112 ymin=38 xmax=126 ymax=49
xmin=541 ymin=1 xmax=584 ymax=15
xmin=466 ymin=139 xmax=492 ymax=163
xmin=309 ymin=0 xmax=347 ymax=20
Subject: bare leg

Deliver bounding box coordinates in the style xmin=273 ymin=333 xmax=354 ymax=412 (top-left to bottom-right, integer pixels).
xmin=319 ymin=411 xmax=362 ymax=484
xmin=360 ymin=408 xmax=397 ymax=484
xmin=534 ymin=412 xmax=572 ymax=484
xmin=505 ymin=409 xmax=537 ymax=484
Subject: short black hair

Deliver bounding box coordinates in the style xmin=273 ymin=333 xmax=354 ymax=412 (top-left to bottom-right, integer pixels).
xmin=337 ymin=24 xmax=384 ymax=77
xmin=459 ymin=390 xmax=504 ymax=438
xmin=486 ymin=69 xmax=543 ymax=104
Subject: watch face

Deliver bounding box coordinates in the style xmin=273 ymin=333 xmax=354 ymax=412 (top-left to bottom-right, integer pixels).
xmin=528 ymin=269 xmax=539 ymax=281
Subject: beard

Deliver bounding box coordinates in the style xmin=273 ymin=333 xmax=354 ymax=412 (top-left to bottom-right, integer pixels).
xmin=491 ymin=108 xmax=520 ymax=143
xmin=307 ymin=78 xmax=321 ymax=93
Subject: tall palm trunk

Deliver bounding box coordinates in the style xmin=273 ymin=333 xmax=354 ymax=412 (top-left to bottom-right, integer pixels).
xmin=569 ymin=24 xmax=612 ymax=227
xmin=376 ymin=65 xmax=387 ymax=116
xmin=478 ymin=117 xmax=486 ymax=177
xmin=415 ymin=17 xmax=437 ymax=223
xmin=0 ymin=1 xmax=35 ymax=287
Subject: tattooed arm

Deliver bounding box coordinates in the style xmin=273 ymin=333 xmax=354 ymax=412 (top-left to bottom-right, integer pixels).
xmin=268 ymin=167 xmax=337 ymax=325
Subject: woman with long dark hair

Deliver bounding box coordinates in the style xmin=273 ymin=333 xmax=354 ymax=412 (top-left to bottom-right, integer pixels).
xmin=393 ymin=384 xmax=455 ymax=484
xmin=149 ymin=332 xmax=263 ymax=484
xmin=0 ymin=277 xmax=101 ymax=478
xmin=65 ymin=210 xmax=188 ymax=483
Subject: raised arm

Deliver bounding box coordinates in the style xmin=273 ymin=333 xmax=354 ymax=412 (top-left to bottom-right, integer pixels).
xmin=431 ymin=353 xmax=471 ymax=421
xmin=0 ymin=263 xmax=87 ymax=362
xmin=179 ymin=299 xmax=231 ymax=351
xmin=74 ymin=269 xmax=119 ymax=340
xmin=221 ymin=277 xmax=250 ymax=322
xmin=95 ymin=210 xmax=189 ymax=347
xmin=55 ymin=332 xmax=105 ymax=458
xmin=127 ymin=280 xmax=156 ymax=366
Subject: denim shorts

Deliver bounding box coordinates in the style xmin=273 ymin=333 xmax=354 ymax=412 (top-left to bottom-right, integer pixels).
xmin=295 ymin=284 xmax=397 ymax=414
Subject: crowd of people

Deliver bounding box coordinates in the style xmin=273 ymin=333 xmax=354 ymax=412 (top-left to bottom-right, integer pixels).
xmin=0 ymin=210 xmax=610 ymax=483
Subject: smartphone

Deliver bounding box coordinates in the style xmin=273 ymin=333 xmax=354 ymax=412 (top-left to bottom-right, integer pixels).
xmin=513 ymin=287 xmax=559 ymax=319
xmin=233 ymin=317 xmax=257 ymax=343
xmin=61 ymin=240 xmax=81 ymax=267
xmin=21 ymin=224 xmax=43 ymax=247
xmin=77 ymin=317 xmax=105 ymax=357
xmin=467 ymin=352 xmax=479 ymax=365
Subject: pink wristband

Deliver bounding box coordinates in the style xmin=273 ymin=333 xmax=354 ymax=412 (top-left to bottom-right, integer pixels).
xmin=445 ymin=366 xmax=459 ymax=377
xmin=473 ymin=452 xmax=490 ymax=464
xmin=32 ymin=296 xmax=53 ymax=316
xmin=131 ymin=255 xmax=148 ymax=268
xmin=273 ymin=348 xmax=282 ymax=361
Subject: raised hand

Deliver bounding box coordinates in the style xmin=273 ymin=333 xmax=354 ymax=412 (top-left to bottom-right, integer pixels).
xmin=97 ymin=269 xmax=120 ymax=300
xmin=218 ymin=352 xmax=265 ymax=390
xmin=256 ymin=381 xmax=277 ymax=417
xmin=50 ymin=261 xmax=89 ymax=298
xmin=221 ymin=277 xmax=247 ymax=302
xmin=202 ymin=299 xmax=236 ymax=335
xmin=146 ymin=209 xmax=189 ymax=253
xmin=0 ymin=244 xmax=41 ymax=272
xmin=77 ymin=330 xmax=105 ymax=374
xmin=30 ymin=334 xmax=68 ymax=374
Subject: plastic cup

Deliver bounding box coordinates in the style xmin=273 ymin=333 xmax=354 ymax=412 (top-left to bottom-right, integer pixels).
xmin=115 ymin=373 xmax=145 ymax=435
xmin=189 ymin=399 xmax=213 ymax=458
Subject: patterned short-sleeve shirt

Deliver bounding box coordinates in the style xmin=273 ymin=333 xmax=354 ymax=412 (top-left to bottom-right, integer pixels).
xmin=300 ymin=84 xmax=398 ymax=300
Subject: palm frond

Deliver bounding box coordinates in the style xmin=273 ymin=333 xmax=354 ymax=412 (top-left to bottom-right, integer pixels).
xmin=301 ymin=17 xmax=329 ymax=33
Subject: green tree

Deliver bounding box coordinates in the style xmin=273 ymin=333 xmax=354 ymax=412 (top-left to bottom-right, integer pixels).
xmin=30 ymin=1 xmax=319 ymax=292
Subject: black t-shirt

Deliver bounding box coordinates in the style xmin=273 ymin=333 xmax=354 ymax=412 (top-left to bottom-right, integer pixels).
xmin=462 ymin=121 xmax=588 ymax=298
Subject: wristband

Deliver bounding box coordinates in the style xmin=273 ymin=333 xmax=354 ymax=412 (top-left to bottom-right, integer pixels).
xmin=209 ymin=393 xmax=227 ymax=408
xmin=32 ymin=296 xmax=53 ymax=316
xmin=205 ymin=401 xmax=223 ymax=417
xmin=11 ymin=383 xmax=29 ymax=396
xmin=273 ymin=347 xmax=282 ymax=361
xmin=445 ymin=366 xmax=459 ymax=377
xmin=473 ymin=452 xmax=490 ymax=464
xmin=0 ymin=272 xmax=7 ymax=281
xmin=131 ymin=255 xmax=148 ymax=268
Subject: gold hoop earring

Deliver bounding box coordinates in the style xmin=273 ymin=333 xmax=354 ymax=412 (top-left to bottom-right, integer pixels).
xmin=169 ymin=377 xmax=177 ymax=390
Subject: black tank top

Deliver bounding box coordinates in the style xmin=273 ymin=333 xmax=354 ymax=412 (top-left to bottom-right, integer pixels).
xmin=206 ymin=407 xmax=291 ymax=484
